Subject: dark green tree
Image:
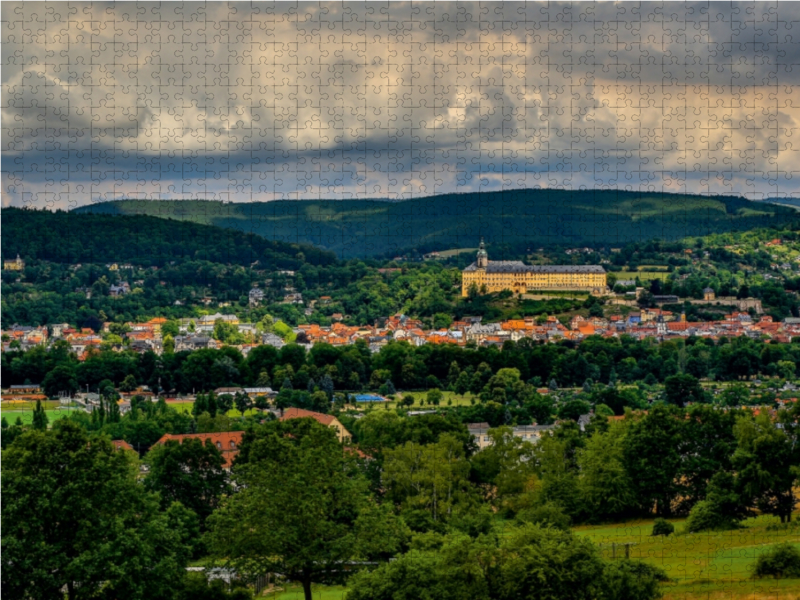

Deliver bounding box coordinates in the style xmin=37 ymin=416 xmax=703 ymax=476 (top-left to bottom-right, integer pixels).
xmin=144 ymin=438 xmax=231 ymax=528
xmin=2 ymin=422 xmax=192 ymax=600
xmin=207 ymin=419 xmax=405 ymax=600
xmin=664 ymin=373 xmax=704 ymax=407
xmin=31 ymin=398 xmax=49 ymax=431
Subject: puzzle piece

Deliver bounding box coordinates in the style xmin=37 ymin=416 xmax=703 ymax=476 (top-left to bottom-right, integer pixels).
xmin=3 ymin=4 xmax=800 ymax=598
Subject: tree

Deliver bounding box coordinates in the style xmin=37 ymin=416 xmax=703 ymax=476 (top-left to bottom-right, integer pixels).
xmin=684 ymin=471 xmax=747 ymax=532
xmin=664 ymin=373 xmax=704 ymax=407
xmin=255 ymin=370 xmax=272 ymax=387
xmin=119 ymin=373 xmax=138 ymax=392
xmin=622 ymin=404 xmax=683 ymax=517
xmin=454 ymin=371 xmax=471 ymax=396
xmin=234 ymin=392 xmax=251 ymax=415
xmin=732 ymin=412 xmax=798 ymax=522
xmin=382 ymin=434 xmax=474 ymax=524
xmin=469 ymin=426 xmax=537 ymax=511
xmin=31 ymin=398 xmax=49 ymax=431
xmin=319 ymin=373 xmax=335 ymax=399
xmin=206 ymin=419 xmax=404 ymax=600
xmin=557 ymin=398 xmax=591 ymax=422
xmin=577 ymin=425 xmax=637 ymax=520
xmin=144 ymin=438 xmax=231 ymax=527
xmin=427 ymin=388 xmax=443 ymax=406
xmin=42 ymin=363 xmax=78 ymax=397
xmin=2 ymin=422 xmax=192 ymax=600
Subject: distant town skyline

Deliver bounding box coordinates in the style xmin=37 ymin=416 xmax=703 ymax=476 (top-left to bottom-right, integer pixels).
xmin=4 ymin=1 xmax=800 ymax=209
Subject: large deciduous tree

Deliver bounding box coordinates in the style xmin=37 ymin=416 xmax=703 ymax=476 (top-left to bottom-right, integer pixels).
xmin=2 ymin=422 xmax=191 ymax=600
xmin=206 ymin=418 xmax=405 ymax=600
xmin=733 ymin=410 xmax=798 ymax=522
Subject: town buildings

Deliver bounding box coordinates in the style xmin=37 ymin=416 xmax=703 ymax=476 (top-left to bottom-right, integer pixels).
xmin=461 ymin=239 xmax=607 ymax=297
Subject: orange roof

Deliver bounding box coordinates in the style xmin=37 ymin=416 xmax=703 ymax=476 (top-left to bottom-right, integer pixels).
xmin=154 ymin=431 xmax=244 ymax=467
xmin=280 ymin=407 xmax=336 ymax=427
xmin=111 ymin=439 xmax=135 ymax=452
xmin=148 ymin=317 xmax=167 ymax=324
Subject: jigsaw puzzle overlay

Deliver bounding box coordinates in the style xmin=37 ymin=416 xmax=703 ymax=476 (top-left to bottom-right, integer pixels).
xmin=3 ymin=3 xmax=800 ymax=600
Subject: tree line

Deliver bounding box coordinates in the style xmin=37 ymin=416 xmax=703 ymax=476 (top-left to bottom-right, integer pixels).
xmin=8 ymin=335 xmax=800 ymax=402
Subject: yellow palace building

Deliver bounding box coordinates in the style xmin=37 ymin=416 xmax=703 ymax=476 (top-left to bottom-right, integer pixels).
xmin=461 ymin=239 xmax=607 ymax=297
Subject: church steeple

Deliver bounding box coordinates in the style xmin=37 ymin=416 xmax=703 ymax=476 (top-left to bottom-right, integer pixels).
xmin=476 ymin=237 xmax=488 ymax=268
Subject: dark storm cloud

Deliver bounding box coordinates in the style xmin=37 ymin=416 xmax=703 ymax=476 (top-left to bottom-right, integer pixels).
xmin=3 ymin=1 xmax=800 ymax=208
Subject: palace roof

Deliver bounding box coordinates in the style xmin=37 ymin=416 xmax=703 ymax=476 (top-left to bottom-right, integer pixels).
xmin=463 ymin=261 xmax=605 ymax=274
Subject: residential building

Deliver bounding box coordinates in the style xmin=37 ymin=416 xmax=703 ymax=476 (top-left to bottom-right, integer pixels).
xmin=249 ymin=287 xmax=265 ymax=306
xmin=279 ymin=407 xmax=351 ymax=442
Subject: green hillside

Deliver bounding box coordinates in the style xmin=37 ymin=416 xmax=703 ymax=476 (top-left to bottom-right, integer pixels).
xmin=2 ymin=208 xmax=337 ymax=269
xmin=72 ymin=189 xmax=796 ymax=258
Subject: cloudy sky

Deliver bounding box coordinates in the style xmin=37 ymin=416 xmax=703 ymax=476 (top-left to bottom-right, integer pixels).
xmin=3 ymin=1 xmax=800 ymax=210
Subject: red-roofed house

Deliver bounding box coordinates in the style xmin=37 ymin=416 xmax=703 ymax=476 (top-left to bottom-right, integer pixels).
xmin=280 ymin=407 xmax=351 ymax=442
xmin=152 ymin=431 xmax=245 ymax=468
xmin=111 ymin=439 xmax=136 ymax=452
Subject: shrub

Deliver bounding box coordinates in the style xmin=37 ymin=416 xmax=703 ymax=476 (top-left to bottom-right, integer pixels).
xmin=601 ymin=560 xmax=669 ymax=600
xmin=753 ymin=543 xmax=800 ymax=579
xmin=651 ymin=518 xmax=674 ymax=537
xmin=515 ymin=502 xmax=572 ymax=531
xmin=685 ymin=500 xmax=739 ymax=533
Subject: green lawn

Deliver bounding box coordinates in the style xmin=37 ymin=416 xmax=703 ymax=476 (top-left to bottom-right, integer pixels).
xmin=1 ymin=403 xmax=81 ymax=426
xmin=382 ymin=390 xmax=475 ymax=410
xmin=264 ymin=584 xmax=348 ymax=599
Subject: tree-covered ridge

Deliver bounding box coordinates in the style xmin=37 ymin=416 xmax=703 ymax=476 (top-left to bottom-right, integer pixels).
xmin=73 ymin=189 xmax=797 ymax=258
xmin=2 ymin=207 xmax=337 ymax=268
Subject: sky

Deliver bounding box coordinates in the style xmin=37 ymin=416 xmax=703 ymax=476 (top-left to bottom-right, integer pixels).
xmin=3 ymin=1 xmax=800 ymax=210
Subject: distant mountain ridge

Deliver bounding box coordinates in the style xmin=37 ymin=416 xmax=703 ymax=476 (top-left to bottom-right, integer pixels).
xmin=72 ymin=189 xmax=796 ymax=258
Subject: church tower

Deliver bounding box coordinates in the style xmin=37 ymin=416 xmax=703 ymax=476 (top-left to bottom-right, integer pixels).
xmin=476 ymin=238 xmax=488 ymax=269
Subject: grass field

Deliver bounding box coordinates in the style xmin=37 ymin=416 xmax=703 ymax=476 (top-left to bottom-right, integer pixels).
xmin=437 ymin=247 xmax=477 ymax=258
xmin=574 ymin=516 xmax=800 ymax=599
xmin=615 ymin=270 xmax=670 ymax=281
xmin=381 ymin=390 xmax=475 ymax=410
xmin=1 ymin=400 xmax=81 ymax=426
xmin=265 ymin=585 xmax=348 ymax=599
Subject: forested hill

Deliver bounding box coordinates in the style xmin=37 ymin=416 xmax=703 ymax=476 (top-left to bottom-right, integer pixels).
xmin=73 ymin=189 xmax=797 ymax=258
xmin=2 ymin=208 xmax=338 ymax=269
